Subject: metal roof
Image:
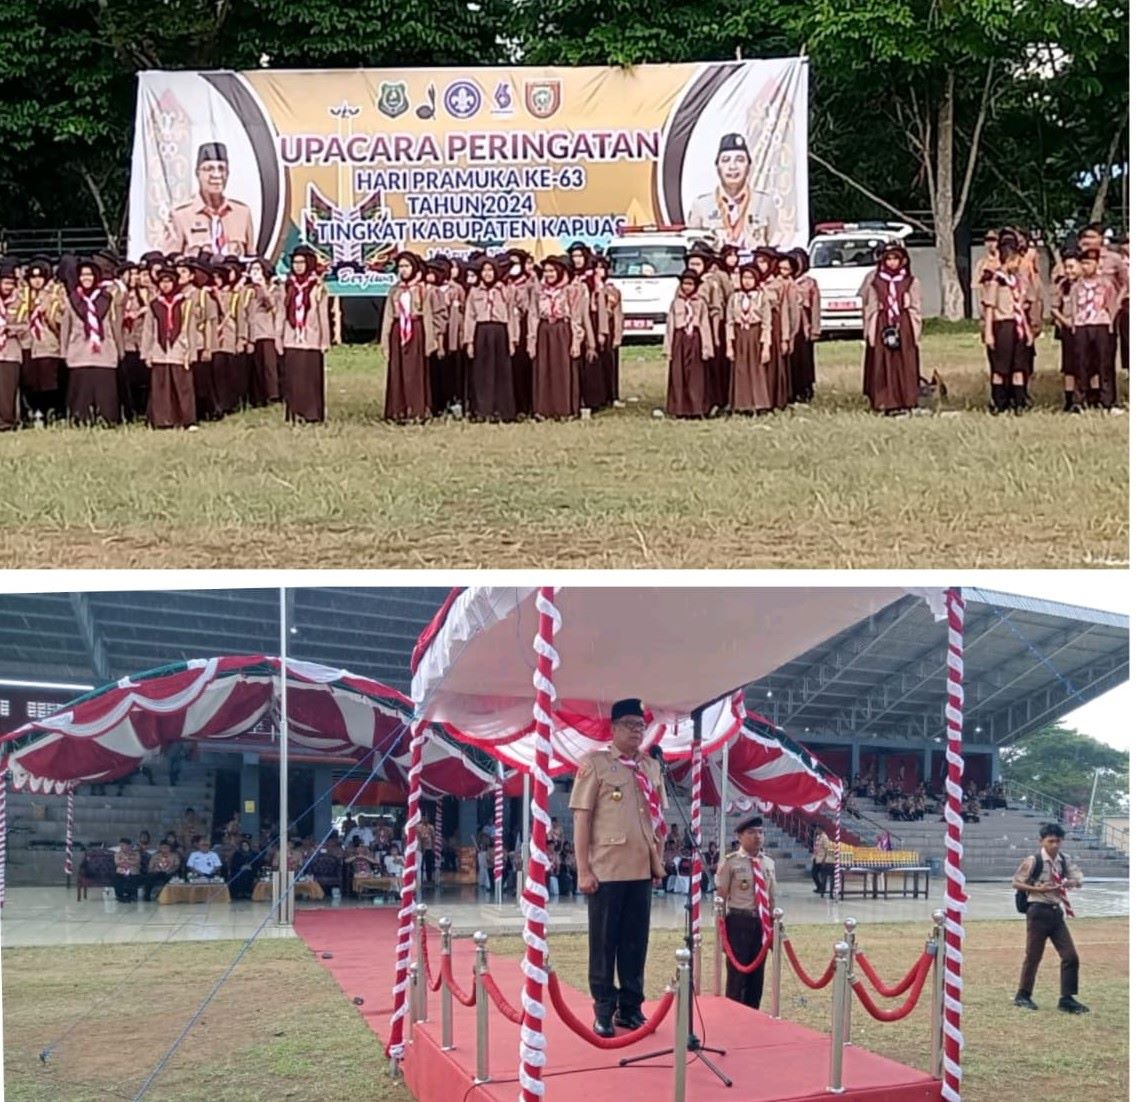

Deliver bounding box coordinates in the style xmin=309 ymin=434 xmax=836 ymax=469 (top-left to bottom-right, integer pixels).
xmin=0 ymin=587 xmax=1127 ymax=748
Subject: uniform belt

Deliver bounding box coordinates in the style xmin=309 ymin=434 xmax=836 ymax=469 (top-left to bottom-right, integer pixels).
xmin=726 ymin=907 xmax=759 ymax=917
xmin=1027 ymin=901 xmax=1060 ymax=909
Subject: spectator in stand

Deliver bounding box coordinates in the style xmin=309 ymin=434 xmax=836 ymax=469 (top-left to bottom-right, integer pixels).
xmin=113 ymin=837 xmax=142 ymax=901
xmin=963 ymin=797 xmax=982 ymax=824
xmin=548 ymin=843 xmax=561 ymax=898
xmin=991 ymin=782 xmax=1008 ymax=809
xmin=223 ymin=812 xmax=242 ymax=844
xmin=145 ymin=840 xmax=181 ymax=901
xmin=549 ymin=817 xmax=565 ymax=848
xmin=187 ymin=838 xmax=224 ymax=878
xmin=562 ymin=847 xmax=578 ymax=896
xmin=179 ymin=807 xmax=201 ymax=851
xmin=341 ymin=814 xmax=358 ymax=841
xmin=384 ymin=842 xmax=404 ymax=878
xmin=324 ymin=830 xmax=344 ymax=858
xmin=229 ymin=840 xmax=260 ymax=899
xmin=348 ymin=841 xmax=381 ymax=893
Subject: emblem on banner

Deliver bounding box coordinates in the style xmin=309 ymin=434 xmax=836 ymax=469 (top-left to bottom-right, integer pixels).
xmin=491 ymin=81 xmax=514 ymax=116
xmin=524 ymin=80 xmax=561 ymax=119
xmin=444 ymin=80 xmax=483 ymax=120
xmin=378 ymin=81 xmax=409 ymax=118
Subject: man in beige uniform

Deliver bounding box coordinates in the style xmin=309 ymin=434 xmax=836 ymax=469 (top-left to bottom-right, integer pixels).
xmin=570 ymin=698 xmax=667 ymax=1037
xmin=160 ymin=143 xmax=255 ymax=257
xmin=715 ymin=816 xmax=777 ymax=1009
xmin=688 ymin=133 xmax=776 ymax=250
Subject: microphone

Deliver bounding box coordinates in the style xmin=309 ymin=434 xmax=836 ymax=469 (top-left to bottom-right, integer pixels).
xmin=647 ymin=744 xmax=664 ymax=763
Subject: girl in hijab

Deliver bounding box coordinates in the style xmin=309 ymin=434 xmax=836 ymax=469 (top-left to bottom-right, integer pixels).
xmin=59 ymin=258 xmax=123 ymax=425
xmin=279 ymin=246 xmax=330 ymax=423
xmin=725 ymin=263 xmax=773 ymax=414
xmin=530 ymin=255 xmax=583 ymax=420
xmin=380 ymin=250 xmax=435 ymax=422
xmin=861 ymin=243 xmax=922 ymax=414
xmin=665 ymin=268 xmax=714 ymax=417
xmin=462 ymin=257 xmax=517 ymax=421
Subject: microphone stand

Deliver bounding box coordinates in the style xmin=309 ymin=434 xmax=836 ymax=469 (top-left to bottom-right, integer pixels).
xmin=619 ymin=709 xmax=732 ymax=1087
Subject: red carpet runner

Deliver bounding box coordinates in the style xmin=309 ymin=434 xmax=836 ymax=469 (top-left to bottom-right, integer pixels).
xmin=295 ymin=908 xmax=941 ymax=1102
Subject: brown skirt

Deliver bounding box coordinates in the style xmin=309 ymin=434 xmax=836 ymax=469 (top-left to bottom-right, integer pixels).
xmin=532 ymin=319 xmax=577 ymax=419
xmin=22 ymin=354 xmax=61 ymax=393
xmin=581 ymin=313 xmax=608 ymax=410
xmin=68 ymin=365 xmax=121 ymax=425
xmin=251 ymin=339 xmax=279 ymax=405
xmin=865 ymin=313 xmax=920 ymax=412
xmin=193 ymin=355 xmax=222 ymax=421
xmin=0 ymin=360 xmax=19 ymax=431
xmin=212 ymin=351 xmax=239 ymax=415
xmin=729 ymin=326 xmax=773 ymax=412
xmin=385 ymin=318 xmax=431 ymax=422
xmin=283 ymin=348 xmax=325 ymax=423
xmin=710 ymin=319 xmax=729 ymax=411
xmin=468 ymin=321 xmax=515 ymax=421
xmin=789 ymin=334 xmax=816 ymax=402
xmin=666 ymin=328 xmax=708 ymax=417
xmin=612 ymin=347 xmax=621 ymax=402
xmin=148 ymin=362 xmax=197 ymax=428
xmin=513 ymin=314 xmax=533 ymax=416
xmin=768 ymin=308 xmax=790 ymax=410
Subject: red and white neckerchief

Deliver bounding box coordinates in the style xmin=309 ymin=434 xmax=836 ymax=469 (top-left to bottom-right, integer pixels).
xmin=540 ymin=284 xmax=564 ymax=321
xmin=395 ymin=282 xmax=415 ymax=345
xmin=995 ymin=271 xmax=1028 ymax=341
xmin=289 ymin=275 xmax=316 ymax=333
xmin=0 ymin=290 xmax=8 ymax=343
xmin=677 ymin=293 xmax=697 ymax=334
xmin=750 ymin=853 xmax=773 ymax=945
xmin=1076 ymin=279 xmax=1102 ymax=325
xmin=155 ymin=292 xmax=185 ymax=351
xmin=77 ymin=287 xmax=104 ymax=353
xmin=616 ymin=755 xmax=667 ymax=840
xmin=737 ymin=290 xmax=759 ymax=328
xmin=1047 ymin=853 xmax=1075 ymax=918
xmin=207 ymin=205 xmax=229 ymax=254
xmin=716 ymin=186 xmax=752 ymax=245
xmin=878 ymin=270 xmax=907 ymax=325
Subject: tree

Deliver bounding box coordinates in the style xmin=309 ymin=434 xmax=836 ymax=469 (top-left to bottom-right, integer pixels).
xmin=999 ymin=724 xmax=1128 ymax=817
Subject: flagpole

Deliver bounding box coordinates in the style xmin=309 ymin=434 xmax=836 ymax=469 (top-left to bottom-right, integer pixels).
xmin=277 ymin=587 xmax=291 ymax=927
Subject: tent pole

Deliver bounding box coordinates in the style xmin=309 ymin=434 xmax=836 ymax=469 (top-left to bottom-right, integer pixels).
xmin=718 ymin=744 xmax=729 ymax=862
xmin=519 ymin=770 xmax=531 ymax=904
xmin=494 ymin=763 xmax=504 ymax=907
xmin=277 ymin=587 xmax=291 ymax=928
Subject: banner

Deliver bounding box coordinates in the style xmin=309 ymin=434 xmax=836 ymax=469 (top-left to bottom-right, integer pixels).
xmin=128 ymin=60 xmax=809 ymax=295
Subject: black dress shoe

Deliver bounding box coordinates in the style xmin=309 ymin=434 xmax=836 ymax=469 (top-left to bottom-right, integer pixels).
xmin=1058 ymin=996 xmax=1090 ymax=1014
xmin=1013 ymin=994 xmax=1037 ymax=1010
xmin=592 ymin=1018 xmax=615 ymax=1038
xmin=614 ymin=1009 xmax=647 ymax=1029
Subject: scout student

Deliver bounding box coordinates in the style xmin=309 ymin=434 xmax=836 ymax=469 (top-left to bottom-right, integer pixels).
xmin=981 ymin=241 xmax=1037 ymax=415
xmin=972 ymin=230 xmax=1001 ymax=292
xmin=423 ymin=258 xmax=451 ymax=416
xmin=788 ymin=247 xmax=821 ymax=403
xmin=530 ymin=254 xmax=584 ymax=420
xmin=861 ymin=242 xmax=922 ymax=415
xmin=380 ymin=250 xmax=435 ymax=423
xmin=218 ymin=257 xmax=251 ymax=411
xmin=21 ymin=256 xmax=65 ymax=421
xmin=462 ymin=256 xmax=516 ymax=422
xmin=187 ymin=257 xmax=222 ymax=421
xmin=278 ymin=245 xmax=330 ymax=423
xmin=60 ymin=257 xmax=123 ymax=425
xmin=725 ymin=263 xmax=774 ymax=414
xmin=441 ymin=259 xmax=468 ymax=415
xmin=687 ymin=132 xmax=773 ymax=249
xmin=754 ymin=249 xmax=791 ymax=410
xmin=0 ymin=258 xmax=25 ymax=431
xmin=665 ymin=268 xmax=714 ymax=417
xmin=139 ymin=264 xmax=199 ymax=430
xmin=715 ymin=816 xmax=778 ymax=1010
xmin=1115 ymin=234 xmax=1129 ymax=375
xmin=160 ymin=142 xmax=255 ymax=256
xmin=118 ymin=262 xmax=151 ymax=421
xmin=684 ymin=242 xmax=726 ymax=411
xmin=1050 ymin=251 xmax=1083 ymax=411
xmin=245 ymin=259 xmax=281 ymax=405
xmin=590 ymin=254 xmax=623 ymax=408
xmin=1070 ymin=247 xmax=1122 ymax=411
xmin=565 ymin=243 xmax=597 ymax=403
xmin=506 ymin=248 xmax=537 ymax=417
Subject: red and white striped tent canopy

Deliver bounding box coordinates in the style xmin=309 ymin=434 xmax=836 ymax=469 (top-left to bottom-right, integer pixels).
xmin=0 ymin=656 xmax=499 ymax=799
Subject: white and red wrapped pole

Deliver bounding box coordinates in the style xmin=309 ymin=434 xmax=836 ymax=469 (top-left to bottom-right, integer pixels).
xmin=834 ymin=793 xmax=843 ymax=899
xmin=518 ymin=587 xmax=560 ymax=1102
xmin=689 ymin=731 xmax=703 ymax=992
xmin=941 ymin=589 xmax=968 ymax=1102
xmin=434 ymin=799 xmax=443 ymax=881
xmin=387 ymin=720 xmax=426 ymax=1065
xmin=64 ymin=787 xmax=75 ymax=883
xmin=494 ymin=766 xmax=505 ymax=904
xmin=0 ymin=764 xmax=7 ymax=909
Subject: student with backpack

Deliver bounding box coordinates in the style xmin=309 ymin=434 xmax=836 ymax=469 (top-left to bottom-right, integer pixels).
xmin=1012 ymin=822 xmax=1089 ymax=1014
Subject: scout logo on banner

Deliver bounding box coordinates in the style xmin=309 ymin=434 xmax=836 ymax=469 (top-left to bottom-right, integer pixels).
xmin=129 ymin=61 xmax=809 ymax=295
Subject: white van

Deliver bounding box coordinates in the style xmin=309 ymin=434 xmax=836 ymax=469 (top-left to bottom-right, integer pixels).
xmin=607 ymin=226 xmax=716 ymax=340
xmin=808 ymin=222 xmax=914 ymax=336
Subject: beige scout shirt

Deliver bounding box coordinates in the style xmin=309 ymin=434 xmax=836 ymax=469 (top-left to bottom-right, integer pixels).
xmin=159 ymin=196 xmax=255 ymax=256
xmin=665 ymin=293 xmax=715 ymax=360
xmin=569 ymin=747 xmax=667 ymax=882
xmin=59 ymin=289 xmax=122 ymax=368
xmin=381 ymin=280 xmax=438 ymax=354
xmin=140 ymin=293 xmax=201 ymax=367
xmin=715 ymin=849 xmax=777 ymax=913
xmin=687 ymin=189 xmax=775 ymax=250
xmin=462 ymin=284 xmax=518 ymax=350
xmin=1013 ymin=849 xmax=1083 ymax=908
xmin=725 ymin=289 xmax=772 ymax=361
xmin=0 ymin=287 xmax=26 ymax=362
xmin=244 ymin=284 xmax=279 ymax=344
xmin=980 ymin=272 xmax=1037 ymax=325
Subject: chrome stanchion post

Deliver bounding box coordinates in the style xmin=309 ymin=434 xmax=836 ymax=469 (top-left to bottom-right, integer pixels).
xmin=771 ymin=907 xmax=784 ymax=1020
xmin=473 ymin=930 xmax=490 ymax=1085
xmin=409 ymin=961 xmax=422 ymax=1027
xmin=439 ymin=916 xmax=454 ymax=1051
xmin=827 ymin=941 xmax=850 ymax=1094
xmin=414 ymin=902 xmax=429 ymax=1024
xmin=712 ymin=895 xmax=724 ymax=997
xmin=930 ymin=909 xmax=946 ymax=1079
xmin=673 ymin=947 xmax=691 ymax=1102
xmin=842 ymin=917 xmax=858 ymax=1044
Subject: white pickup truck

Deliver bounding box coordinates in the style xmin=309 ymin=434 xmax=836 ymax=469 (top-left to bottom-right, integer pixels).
xmin=808 ymin=222 xmax=914 ymax=336
xmin=606 ymin=226 xmax=716 ymax=340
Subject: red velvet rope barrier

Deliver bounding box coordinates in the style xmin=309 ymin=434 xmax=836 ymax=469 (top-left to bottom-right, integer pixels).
xmin=855 ymin=948 xmax=924 ymax=999
xmin=782 ymin=939 xmax=837 ymax=990
xmin=419 ymin=925 xmax=443 ymax=993
xmin=481 ymin=971 xmax=524 ymax=1025
xmin=441 ymin=953 xmax=477 ymax=1007
xmin=547 ymin=971 xmax=676 ymax=1050
xmin=717 ymin=915 xmax=772 ymax=975
xmin=849 ymin=950 xmax=934 ymax=1023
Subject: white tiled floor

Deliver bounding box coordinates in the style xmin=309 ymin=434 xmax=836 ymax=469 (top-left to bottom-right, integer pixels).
xmin=1 ymin=877 xmax=1127 ymax=948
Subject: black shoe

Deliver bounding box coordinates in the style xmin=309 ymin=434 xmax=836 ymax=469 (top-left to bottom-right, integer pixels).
xmin=614 ymin=1010 xmax=647 ymax=1029
xmin=1058 ymin=997 xmax=1090 ymax=1015
xmin=1013 ymin=994 xmax=1037 ymax=1010
xmin=592 ymin=1018 xmax=615 ymax=1038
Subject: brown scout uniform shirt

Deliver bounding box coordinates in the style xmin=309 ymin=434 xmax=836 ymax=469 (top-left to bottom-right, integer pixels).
xmin=980 ymin=272 xmax=1037 ymax=325
xmin=160 ymin=196 xmax=255 ymax=256
xmin=211 ymin=287 xmax=246 ymax=354
xmin=568 ymin=747 xmax=667 ymax=882
xmin=23 ymin=283 xmax=63 ymax=358
xmin=59 ymin=289 xmax=122 ymax=368
xmin=140 ymin=293 xmax=202 ymax=367
xmin=380 ymin=280 xmax=437 ymax=354
xmin=1013 ymin=849 xmax=1083 ymax=908
xmin=245 ymin=284 xmax=280 ymax=345
xmin=795 ymin=276 xmax=822 ymax=340
xmin=462 ymin=284 xmax=518 ymax=350
xmin=715 ymin=849 xmax=777 ymax=913
xmin=529 ymin=283 xmax=589 ymax=360
xmin=862 ymin=275 xmax=923 ymax=347
xmin=591 ymin=283 xmax=624 ymax=348
xmin=725 ymin=288 xmax=773 ymax=360
xmin=0 ymin=287 xmax=26 ymax=363
xmin=665 ymin=293 xmax=715 ymax=360
xmin=277 ymin=278 xmax=331 ymax=352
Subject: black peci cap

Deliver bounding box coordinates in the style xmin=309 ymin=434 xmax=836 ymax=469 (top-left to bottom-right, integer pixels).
xmin=717 ymin=133 xmax=751 ymax=158
xmin=197 ymin=142 xmax=229 ymax=167
xmin=610 ymin=698 xmax=644 ymax=722
xmin=735 ymin=816 xmax=764 ymax=834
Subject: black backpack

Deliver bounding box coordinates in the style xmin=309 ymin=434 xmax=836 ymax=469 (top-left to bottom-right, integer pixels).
xmin=1015 ymin=852 xmax=1066 ymax=914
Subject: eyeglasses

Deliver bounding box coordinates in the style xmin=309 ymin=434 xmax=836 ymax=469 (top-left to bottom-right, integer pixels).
xmin=616 ymin=720 xmax=647 ymax=733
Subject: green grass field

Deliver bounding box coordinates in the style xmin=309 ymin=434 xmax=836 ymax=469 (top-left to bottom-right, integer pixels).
xmin=1 ymin=917 xmax=1126 ymax=1102
xmin=0 ymin=326 xmax=1127 ymax=568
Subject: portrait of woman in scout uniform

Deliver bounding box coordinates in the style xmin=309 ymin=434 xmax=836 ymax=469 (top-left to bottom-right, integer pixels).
xmin=687 ymin=133 xmax=775 ymax=251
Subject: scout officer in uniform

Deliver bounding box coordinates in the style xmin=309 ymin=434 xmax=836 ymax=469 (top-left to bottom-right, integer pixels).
xmin=590 ymin=254 xmax=624 ymax=407
xmin=788 ymin=247 xmax=821 ymax=403
xmin=21 ymin=256 xmax=65 ymax=421
xmin=725 ymin=263 xmax=774 ymax=414
xmin=160 ymin=142 xmax=255 ymax=256
xmin=118 ymin=261 xmax=150 ymax=421
xmin=0 ymin=258 xmax=26 ymax=431
xmin=972 ymin=230 xmax=1001 ymax=295
xmin=684 ymin=243 xmax=726 ymax=411
xmin=139 ymin=264 xmax=199 ymax=430
xmin=687 ymin=133 xmax=774 ymax=250
xmin=715 ymin=816 xmax=778 ymax=1010
xmin=570 ymin=698 xmax=667 ymax=1038
xmin=506 ymin=248 xmax=537 ymax=417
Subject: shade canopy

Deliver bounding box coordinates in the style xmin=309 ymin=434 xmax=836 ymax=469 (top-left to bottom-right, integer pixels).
xmin=0 ymin=656 xmax=498 ymax=800
xmin=412 ymin=587 xmax=938 ymax=733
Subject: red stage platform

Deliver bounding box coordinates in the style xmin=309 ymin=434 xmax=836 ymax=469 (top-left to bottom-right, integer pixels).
xmin=295 ymin=909 xmax=942 ymax=1102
